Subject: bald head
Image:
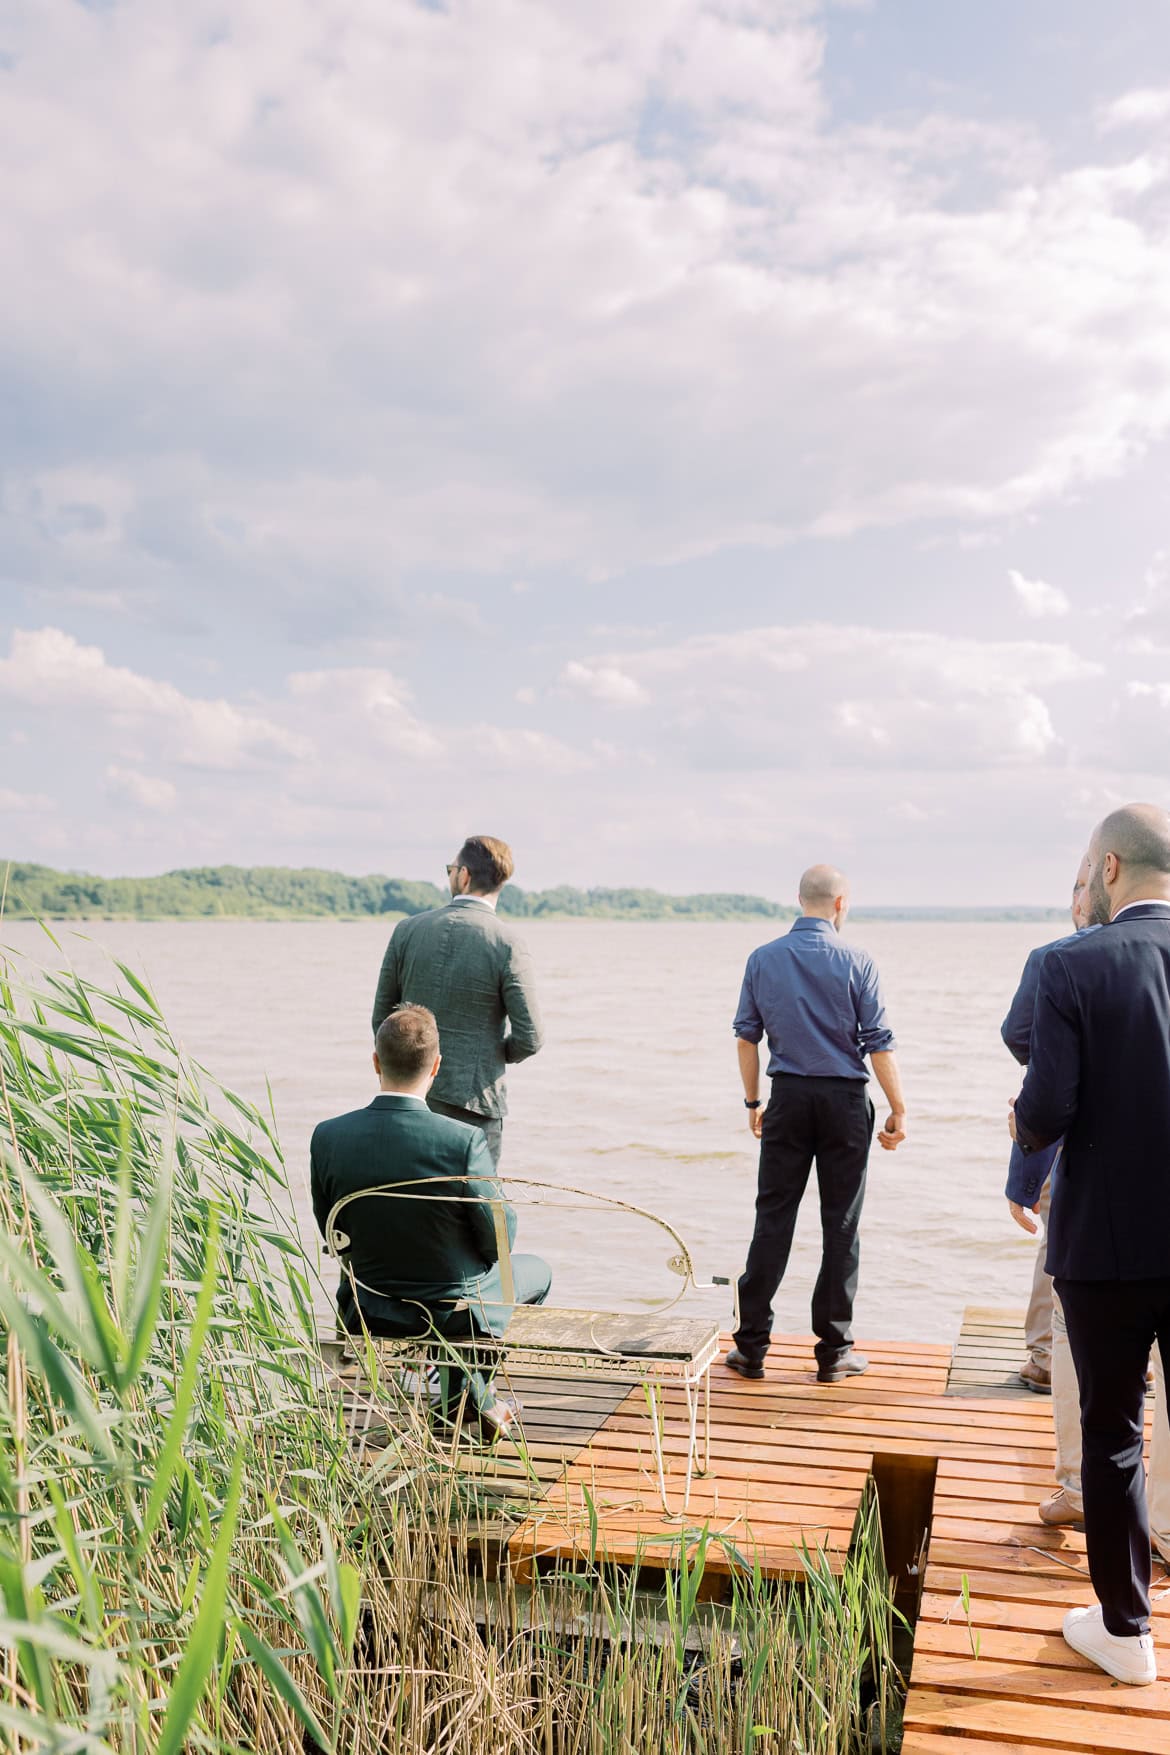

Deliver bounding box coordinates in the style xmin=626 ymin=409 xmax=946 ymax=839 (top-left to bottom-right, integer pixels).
xmin=1086 ymin=801 xmax=1170 ymax=921
xmin=798 ymin=864 xmax=850 ymax=930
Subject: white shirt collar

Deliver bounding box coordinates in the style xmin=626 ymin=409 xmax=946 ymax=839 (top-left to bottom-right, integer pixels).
xmin=450 ymin=892 xmax=498 ymax=911
xmin=1113 ymin=898 xmax=1170 ymax=920
xmin=376 ymin=1089 xmax=428 ymax=1103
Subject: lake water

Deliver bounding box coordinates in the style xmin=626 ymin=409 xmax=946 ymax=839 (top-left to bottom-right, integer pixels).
xmin=0 ymin=917 xmax=1058 ymax=1349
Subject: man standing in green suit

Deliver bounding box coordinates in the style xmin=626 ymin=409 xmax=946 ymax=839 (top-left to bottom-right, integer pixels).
xmin=371 ymin=835 xmax=544 ymax=1167
xmin=311 ymin=1004 xmax=552 ymax=1341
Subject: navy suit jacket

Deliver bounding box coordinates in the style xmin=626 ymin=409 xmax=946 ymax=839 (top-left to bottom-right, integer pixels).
xmin=1014 ymin=904 xmax=1170 ymax=1280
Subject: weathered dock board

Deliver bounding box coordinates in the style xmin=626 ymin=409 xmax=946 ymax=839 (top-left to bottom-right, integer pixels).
xmin=507 ymin=1334 xmax=948 ymax=1579
xmin=946 ymin=1304 xmax=1036 ymax=1397
xmin=333 ymin=1306 xmax=1166 ymax=1753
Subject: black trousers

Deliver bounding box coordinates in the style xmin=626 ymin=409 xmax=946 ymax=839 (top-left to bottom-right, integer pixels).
xmin=1056 ymin=1275 xmax=1170 ymax=1637
xmin=734 ymin=1075 xmax=874 ymax=1368
xmin=426 ymin=1096 xmax=503 ymax=1168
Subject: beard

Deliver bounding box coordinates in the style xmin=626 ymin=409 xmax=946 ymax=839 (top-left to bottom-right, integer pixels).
xmin=1087 ymin=866 xmax=1112 ymax=925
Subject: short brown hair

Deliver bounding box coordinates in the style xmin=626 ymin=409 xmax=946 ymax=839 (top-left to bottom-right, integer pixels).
xmin=375 ymin=1004 xmax=439 ymax=1081
xmin=455 ymin=835 xmax=514 ymax=893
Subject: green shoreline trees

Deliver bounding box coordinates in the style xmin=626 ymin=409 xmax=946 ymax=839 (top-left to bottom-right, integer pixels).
xmin=1 ymin=861 xmax=794 ymax=922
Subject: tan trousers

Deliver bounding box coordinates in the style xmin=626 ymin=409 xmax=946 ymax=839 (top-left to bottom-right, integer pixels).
xmin=1051 ymin=1292 xmax=1170 ymax=1558
xmin=1024 ymin=1180 xmax=1054 ymax=1370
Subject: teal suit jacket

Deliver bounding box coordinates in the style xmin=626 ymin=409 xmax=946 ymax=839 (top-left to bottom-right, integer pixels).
xmin=371 ymin=898 xmax=543 ymax=1119
xmin=310 ymin=1094 xmax=517 ymax=1336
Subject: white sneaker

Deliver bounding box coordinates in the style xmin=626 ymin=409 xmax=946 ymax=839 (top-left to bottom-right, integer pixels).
xmin=1063 ymin=1604 xmax=1157 ymax=1685
xmin=398 ymin=1365 xmax=442 ymax=1403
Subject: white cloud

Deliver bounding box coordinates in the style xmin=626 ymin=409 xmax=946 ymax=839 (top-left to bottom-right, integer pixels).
xmin=560 ymin=660 xmax=650 ymax=706
xmin=1009 ymin=568 xmax=1070 ymax=619
xmin=104 ymin=766 xmax=177 ymax=812
xmin=0 ymin=787 xmax=54 ymax=814
xmin=286 ymin=666 xmax=443 ymax=760
xmin=469 ymin=725 xmax=594 ymax=774
xmin=2 ymin=0 xmax=1170 ymax=610
xmin=565 ymin=622 xmax=1100 ymax=769
xmin=1122 ymin=549 xmax=1170 ymax=653
xmin=0 ymin=628 xmax=308 ymax=770
xmin=1098 ymin=87 xmax=1170 ymax=132
xmin=0 ymin=614 xmax=1154 ymax=905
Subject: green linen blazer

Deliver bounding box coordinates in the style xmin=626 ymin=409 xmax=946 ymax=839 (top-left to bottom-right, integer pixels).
xmin=371 ymin=898 xmax=543 ymax=1119
xmin=310 ymin=1093 xmax=518 ymax=1335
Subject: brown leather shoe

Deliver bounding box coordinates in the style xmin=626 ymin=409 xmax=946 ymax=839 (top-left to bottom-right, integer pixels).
xmin=1019 ymin=1358 xmax=1052 ymax=1394
xmin=1039 ymin=1488 xmax=1084 ymax=1527
xmin=478 ymin=1394 xmax=523 ymax=1440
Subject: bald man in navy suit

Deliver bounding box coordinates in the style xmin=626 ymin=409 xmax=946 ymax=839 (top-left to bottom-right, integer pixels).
xmin=1012 ymin=803 xmax=1170 ymax=1686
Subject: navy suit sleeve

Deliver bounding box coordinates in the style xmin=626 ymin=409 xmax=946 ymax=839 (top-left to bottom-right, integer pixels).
xmin=310 ymin=1123 xmax=330 ymax=1240
xmin=1001 ymin=947 xmax=1043 ymax=1065
xmin=463 ymin=1129 xmax=517 ymax=1262
xmin=1014 ymin=950 xmax=1080 ymax=1151
xmin=1005 ymin=1137 xmax=1060 ymax=1205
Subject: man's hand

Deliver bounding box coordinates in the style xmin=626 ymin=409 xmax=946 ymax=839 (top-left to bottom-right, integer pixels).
xmin=877 ymin=1112 xmax=905 ymax=1151
xmin=1008 ymin=1096 xmax=1018 ymax=1142
xmin=746 ymin=1105 xmax=764 ymax=1140
xmin=1009 ymin=1199 xmax=1040 ymax=1235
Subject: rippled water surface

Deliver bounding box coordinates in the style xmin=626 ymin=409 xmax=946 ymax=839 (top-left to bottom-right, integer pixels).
xmin=2 ymin=917 xmax=1058 ymax=1346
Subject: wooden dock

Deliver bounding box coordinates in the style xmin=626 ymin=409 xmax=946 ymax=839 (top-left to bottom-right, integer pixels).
xmin=336 ymin=1307 xmax=1169 ymax=1753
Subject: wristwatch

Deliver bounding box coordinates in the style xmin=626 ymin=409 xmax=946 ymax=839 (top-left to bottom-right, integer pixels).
xmin=744 ymin=1098 xmax=761 ymax=1109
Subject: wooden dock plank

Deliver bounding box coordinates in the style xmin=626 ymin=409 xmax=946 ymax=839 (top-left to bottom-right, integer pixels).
xmin=902 ymin=1688 xmax=1170 ymax=1752
xmin=340 ymin=1304 xmax=1168 ymax=1752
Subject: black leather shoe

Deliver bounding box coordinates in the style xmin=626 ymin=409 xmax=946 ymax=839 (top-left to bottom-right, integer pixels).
xmin=725 ymin=1346 xmax=766 ymax=1380
xmin=816 ymin=1351 xmax=869 ymax=1383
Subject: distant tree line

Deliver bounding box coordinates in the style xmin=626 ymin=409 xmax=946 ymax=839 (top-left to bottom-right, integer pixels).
xmin=0 ymin=861 xmax=795 ymax=923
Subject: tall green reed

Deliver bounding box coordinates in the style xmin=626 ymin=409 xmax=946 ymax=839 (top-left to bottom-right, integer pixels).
xmin=0 ymin=937 xmax=903 ymax=1752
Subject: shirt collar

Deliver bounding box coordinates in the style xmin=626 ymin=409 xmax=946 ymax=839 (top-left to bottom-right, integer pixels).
xmin=1113 ymin=899 xmax=1170 ymax=921
xmin=371 ymin=1090 xmax=428 ymax=1104
xmin=449 ymin=893 xmax=498 ymax=912
xmin=791 ymin=915 xmax=836 ymax=935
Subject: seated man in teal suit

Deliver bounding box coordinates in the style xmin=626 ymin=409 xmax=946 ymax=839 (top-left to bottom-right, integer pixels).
xmin=311 ymin=1004 xmax=551 ymax=1345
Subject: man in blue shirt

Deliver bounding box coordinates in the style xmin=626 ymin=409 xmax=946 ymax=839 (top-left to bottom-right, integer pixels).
xmin=728 ymin=864 xmax=907 ymax=1384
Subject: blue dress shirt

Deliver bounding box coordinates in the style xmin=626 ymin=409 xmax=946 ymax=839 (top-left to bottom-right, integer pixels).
xmin=1002 ymin=924 xmax=1099 ymax=1205
xmin=733 ymin=917 xmax=896 ymax=1080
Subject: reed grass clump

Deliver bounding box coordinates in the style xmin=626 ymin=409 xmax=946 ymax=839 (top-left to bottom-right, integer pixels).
xmin=0 ymin=940 xmax=904 ymax=1752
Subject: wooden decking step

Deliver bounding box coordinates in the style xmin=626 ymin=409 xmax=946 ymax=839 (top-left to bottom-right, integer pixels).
xmin=327 ymin=1315 xmax=1168 ymax=1752
xmin=946 ymin=1305 xmax=1037 ymax=1398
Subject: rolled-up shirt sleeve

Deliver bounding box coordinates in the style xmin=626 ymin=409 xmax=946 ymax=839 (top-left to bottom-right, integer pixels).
xmin=733 ymin=958 xmax=764 ymax=1043
xmin=855 ymin=958 xmax=896 ymax=1057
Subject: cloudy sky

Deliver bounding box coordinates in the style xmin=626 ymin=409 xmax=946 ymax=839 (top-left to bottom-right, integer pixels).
xmin=2 ymin=0 xmax=1169 ymax=904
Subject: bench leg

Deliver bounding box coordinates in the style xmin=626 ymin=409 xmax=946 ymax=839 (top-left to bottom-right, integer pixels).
xmin=702 ymin=1366 xmax=711 ymax=1476
xmin=646 ymin=1382 xmax=670 ymax=1514
xmin=681 ymin=1373 xmax=701 ymax=1515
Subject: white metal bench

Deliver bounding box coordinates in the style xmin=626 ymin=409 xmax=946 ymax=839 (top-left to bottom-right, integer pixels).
xmin=325 ymin=1176 xmax=730 ymax=1514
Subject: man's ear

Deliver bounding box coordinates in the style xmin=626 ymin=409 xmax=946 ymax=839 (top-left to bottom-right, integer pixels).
xmin=431 ymin=1051 xmax=442 ymax=1079
xmin=372 ymin=1050 xmax=382 ymax=1081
